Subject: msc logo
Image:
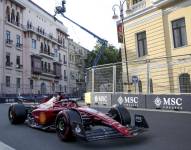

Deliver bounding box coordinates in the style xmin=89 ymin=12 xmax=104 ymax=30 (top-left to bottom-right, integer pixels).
xmin=117 ymin=96 xmax=124 ymax=105
xmin=154 ymin=96 xmax=162 ymax=107
xmin=117 ymin=96 xmax=139 ymax=107
xmin=154 ymin=96 xmax=183 ymax=109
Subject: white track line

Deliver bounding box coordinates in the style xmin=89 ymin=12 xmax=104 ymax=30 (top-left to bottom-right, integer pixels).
xmin=0 ymin=141 xmax=15 ymax=150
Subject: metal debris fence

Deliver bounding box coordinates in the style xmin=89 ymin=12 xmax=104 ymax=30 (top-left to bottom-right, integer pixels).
xmin=86 ymin=54 xmax=191 ymax=94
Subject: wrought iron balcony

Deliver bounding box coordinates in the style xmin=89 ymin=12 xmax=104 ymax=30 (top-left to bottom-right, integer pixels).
xmin=40 ymin=50 xmax=54 ymax=59
xmin=6 ymin=39 xmax=13 ymax=45
xmin=23 ymin=25 xmax=62 ymax=46
xmin=16 ymin=43 xmax=23 ymax=49
xmin=5 ymin=62 xmax=13 ymax=67
xmin=16 ymin=64 xmax=23 ymax=69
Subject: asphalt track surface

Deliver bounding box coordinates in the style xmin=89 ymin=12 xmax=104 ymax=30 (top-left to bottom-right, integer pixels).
xmin=0 ymin=104 xmax=191 ymax=150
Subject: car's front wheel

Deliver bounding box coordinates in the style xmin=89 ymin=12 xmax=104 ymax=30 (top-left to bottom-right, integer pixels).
xmin=56 ymin=111 xmax=74 ymax=141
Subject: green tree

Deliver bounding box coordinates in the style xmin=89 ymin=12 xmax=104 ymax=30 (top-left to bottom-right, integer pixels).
xmin=85 ymin=41 xmax=121 ymax=68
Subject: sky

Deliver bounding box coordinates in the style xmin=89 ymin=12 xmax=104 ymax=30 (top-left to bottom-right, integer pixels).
xmin=31 ymin=0 xmax=121 ymax=50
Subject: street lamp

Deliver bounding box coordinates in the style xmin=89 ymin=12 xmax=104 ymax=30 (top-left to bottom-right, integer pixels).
xmin=112 ymin=0 xmax=131 ymax=92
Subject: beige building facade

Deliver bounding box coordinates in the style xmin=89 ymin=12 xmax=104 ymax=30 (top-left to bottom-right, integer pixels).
xmin=0 ymin=0 xmax=88 ymax=97
xmin=121 ymin=0 xmax=191 ymax=94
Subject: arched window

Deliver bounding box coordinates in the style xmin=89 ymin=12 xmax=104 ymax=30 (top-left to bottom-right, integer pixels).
xmin=11 ymin=9 xmax=15 ymax=23
xmin=41 ymin=82 xmax=46 ymax=94
xmin=179 ymin=73 xmax=191 ymax=93
xmin=6 ymin=6 xmax=10 ymax=22
xmin=150 ymin=78 xmax=153 ymax=93
xmin=16 ymin=12 xmax=20 ymax=26
xmin=138 ymin=80 xmax=142 ymax=93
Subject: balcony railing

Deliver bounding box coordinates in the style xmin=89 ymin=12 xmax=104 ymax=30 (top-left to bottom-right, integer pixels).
xmin=16 ymin=43 xmax=23 ymax=49
xmin=129 ymin=0 xmax=146 ymax=14
xmin=23 ymin=25 xmax=62 ymax=46
xmin=16 ymin=64 xmax=23 ymax=69
xmin=40 ymin=50 xmax=54 ymax=58
xmin=6 ymin=17 xmax=21 ymax=27
xmin=6 ymin=62 xmax=13 ymax=67
xmin=42 ymin=69 xmax=55 ymax=75
xmin=6 ymin=39 xmax=13 ymax=45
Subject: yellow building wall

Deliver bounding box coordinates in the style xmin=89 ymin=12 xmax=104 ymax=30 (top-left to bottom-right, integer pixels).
xmin=163 ymin=4 xmax=191 ymax=93
xmin=122 ymin=9 xmax=171 ymax=93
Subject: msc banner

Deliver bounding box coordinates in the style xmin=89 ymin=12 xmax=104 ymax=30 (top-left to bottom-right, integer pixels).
xmin=92 ymin=93 xmax=112 ymax=107
xmin=112 ymin=94 xmax=146 ymax=108
xmin=146 ymin=94 xmax=191 ymax=111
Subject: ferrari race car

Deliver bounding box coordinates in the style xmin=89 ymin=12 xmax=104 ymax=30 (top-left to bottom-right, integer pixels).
xmin=8 ymin=96 xmax=149 ymax=142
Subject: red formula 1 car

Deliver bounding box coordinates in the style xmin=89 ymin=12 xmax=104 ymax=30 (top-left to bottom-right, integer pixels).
xmin=8 ymin=96 xmax=149 ymax=142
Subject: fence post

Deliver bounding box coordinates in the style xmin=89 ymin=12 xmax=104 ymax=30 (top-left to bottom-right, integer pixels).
xmin=147 ymin=59 xmax=150 ymax=94
xmin=113 ymin=65 xmax=116 ymax=93
xmin=92 ymin=68 xmax=95 ymax=93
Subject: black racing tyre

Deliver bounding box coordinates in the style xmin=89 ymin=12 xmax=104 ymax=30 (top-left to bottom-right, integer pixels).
xmin=108 ymin=105 xmax=131 ymax=126
xmin=8 ymin=104 xmax=27 ymax=124
xmin=56 ymin=111 xmax=74 ymax=141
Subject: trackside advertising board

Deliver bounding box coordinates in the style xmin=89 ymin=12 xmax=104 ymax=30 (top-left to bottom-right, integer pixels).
xmin=92 ymin=93 xmax=112 ymax=107
xmin=146 ymin=94 xmax=191 ymax=111
xmin=112 ymin=94 xmax=146 ymax=108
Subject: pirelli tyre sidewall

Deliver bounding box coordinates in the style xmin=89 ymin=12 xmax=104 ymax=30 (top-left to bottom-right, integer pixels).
xmin=56 ymin=111 xmax=74 ymax=141
xmin=8 ymin=104 xmax=27 ymax=124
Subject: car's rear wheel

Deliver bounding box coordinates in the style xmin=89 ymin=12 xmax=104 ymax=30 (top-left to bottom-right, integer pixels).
xmin=56 ymin=111 xmax=74 ymax=141
xmin=108 ymin=105 xmax=131 ymax=126
xmin=8 ymin=104 xmax=27 ymax=124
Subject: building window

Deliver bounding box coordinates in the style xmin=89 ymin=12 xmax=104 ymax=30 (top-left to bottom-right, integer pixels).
xmin=44 ymin=62 xmax=47 ymax=72
xmin=41 ymin=61 xmax=44 ymax=70
xmin=48 ymin=63 xmax=51 ymax=72
xmin=179 ymin=73 xmax=191 ymax=93
xmin=6 ymin=76 xmax=11 ymax=87
xmin=172 ymin=18 xmax=187 ymax=48
xmin=40 ymin=42 xmax=43 ymax=52
xmin=138 ymin=80 xmax=142 ymax=93
xmin=30 ymin=80 xmax=33 ymax=89
xmin=137 ymin=31 xmax=147 ymax=57
xmin=6 ymin=6 xmax=10 ymax=22
xmin=16 ymin=78 xmax=21 ymax=89
xmin=6 ymin=52 xmax=11 ymax=66
xmin=59 ymin=53 xmax=61 ymax=62
xmin=6 ymin=31 xmax=11 ymax=42
xmin=11 ymin=9 xmax=15 ymax=23
xmin=150 ymin=79 xmax=153 ymax=93
xmin=16 ymin=12 xmax=20 ymax=26
xmin=16 ymin=56 xmax=20 ymax=67
xmin=52 ymin=83 xmax=55 ymax=92
xmin=133 ymin=0 xmax=142 ymax=4
xmin=63 ymin=55 xmax=66 ymax=64
xmin=16 ymin=35 xmax=20 ymax=45
xmin=32 ymin=39 xmax=36 ymax=49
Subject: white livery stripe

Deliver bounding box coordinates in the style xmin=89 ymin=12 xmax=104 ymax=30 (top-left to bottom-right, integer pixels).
xmin=0 ymin=141 xmax=15 ymax=150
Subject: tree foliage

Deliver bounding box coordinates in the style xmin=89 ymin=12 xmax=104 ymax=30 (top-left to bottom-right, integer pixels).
xmin=85 ymin=41 xmax=121 ymax=68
